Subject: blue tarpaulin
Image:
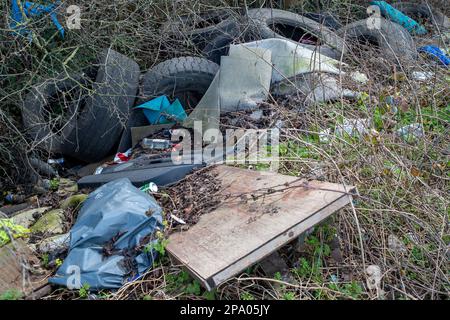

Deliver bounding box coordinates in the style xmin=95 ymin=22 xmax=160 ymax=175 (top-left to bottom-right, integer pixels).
xmin=49 ymin=178 xmax=163 ymax=290
xmin=419 ymin=45 xmax=450 ymax=67
xmin=10 ymin=0 xmax=65 ymax=40
xmin=135 ymin=95 xmax=187 ymax=125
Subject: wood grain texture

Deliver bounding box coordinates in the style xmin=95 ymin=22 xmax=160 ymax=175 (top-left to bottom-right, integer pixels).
xmin=167 ymin=166 xmax=355 ymax=289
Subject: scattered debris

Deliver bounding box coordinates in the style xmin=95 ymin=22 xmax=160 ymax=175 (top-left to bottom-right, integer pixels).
xmin=412 ymin=71 xmax=435 ymax=81
xmin=166 ymin=165 xmax=356 ymax=290
xmin=366 ymin=265 xmax=384 ymax=298
xmin=135 ymin=95 xmax=187 ymax=125
xmin=30 ymin=209 xmax=65 ymax=236
xmin=396 ymin=123 xmax=425 ymax=141
xmin=10 ymin=207 xmax=51 ymax=228
xmin=418 ymin=45 xmax=450 ymax=67
xmin=37 ymin=233 xmax=70 ymax=254
xmin=371 ymin=1 xmax=427 ymax=35
xmin=49 ymin=178 xmax=163 ymax=290
xmin=335 ymin=118 xmax=371 ymax=138
xmin=388 ymin=234 xmax=407 ymax=255
xmin=0 ymin=239 xmax=48 ymax=297
xmin=0 ymin=219 xmax=30 ymax=246
xmin=10 ymin=0 xmax=65 ymax=40
xmin=155 ymin=167 xmax=223 ymax=227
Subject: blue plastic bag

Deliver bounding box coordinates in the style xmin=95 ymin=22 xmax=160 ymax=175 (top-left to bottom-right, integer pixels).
xmin=371 ymin=1 xmax=427 ymax=35
xmin=418 ymin=45 xmax=450 ymax=67
xmin=135 ymin=95 xmax=187 ymax=125
xmin=49 ymin=178 xmax=163 ymax=290
xmin=10 ymin=0 xmax=65 ymax=40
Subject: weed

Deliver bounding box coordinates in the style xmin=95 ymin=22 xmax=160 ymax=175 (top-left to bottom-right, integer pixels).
xmin=49 ymin=178 xmax=60 ymax=191
xmin=241 ymin=292 xmax=255 ymax=300
xmin=0 ymin=289 xmax=23 ymax=300
xmin=78 ymin=283 xmax=90 ymax=299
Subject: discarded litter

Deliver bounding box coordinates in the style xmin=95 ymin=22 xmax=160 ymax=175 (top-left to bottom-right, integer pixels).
xmin=166 ymin=165 xmax=356 ymax=290
xmin=319 ymin=128 xmax=332 ymax=143
xmin=10 ymin=0 xmax=65 ymax=40
xmin=4 ymin=193 xmax=25 ymax=204
xmin=141 ymin=138 xmax=172 ymax=150
xmin=140 ymin=182 xmax=158 ymax=193
xmin=418 ymin=45 xmax=450 ymax=67
xmin=0 ymin=219 xmax=30 ymax=247
xmin=371 ymin=1 xmax=427 ymax=35
xmin=366 ymin=265 xmax=383 ymax=298
xmin=114 ymin=149 xmax=132 ymax=164
xmin=47 ymin=158 xmax=65 ymax=165
xmin=396 ymin=123 xmax=425 ymax=141
xmin=335 ymin=119 xmax=371 ymax=138
xmin=388 ymin=234 xmax=407 ymax=255
xmin=49 ymin=178 xmax=163 ymax=290
xmin=350 ymin=71 xmax=369 ymax=84
xmin=37 ymin=232 xmax=70 ymax=254
xmin=412 ymin=71 xmax=435 ymax=81
xmin=135 ymin=95 xmax=187 ymax=125
xmin=170 ymin=214 xmax=186 ymax=225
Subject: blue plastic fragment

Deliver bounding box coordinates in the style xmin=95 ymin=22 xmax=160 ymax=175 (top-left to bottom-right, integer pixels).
xmin=418 ymin=45 xmax=450 ymax=67
xmin=135 ymin=95 xmax=187 ymax=125
xmin=49 ymin=178 xmax=163 ymax=290
xmin=10 ymin=0 xmax=65 ymax=40
xmin=370 ymin=1 xmax=427 ymax=35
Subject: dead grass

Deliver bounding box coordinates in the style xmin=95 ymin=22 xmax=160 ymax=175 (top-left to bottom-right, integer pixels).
xmin=0 ymin=0 xmax=448 ymax=300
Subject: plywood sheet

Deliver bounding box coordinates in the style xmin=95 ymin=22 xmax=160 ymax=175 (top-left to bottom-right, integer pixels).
xmin=167 ymin=165 xmax=355 ymax=289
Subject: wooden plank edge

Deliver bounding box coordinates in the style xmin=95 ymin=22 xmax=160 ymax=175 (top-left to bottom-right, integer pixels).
xmin=167 ymin=188 xmax=356 ymax=291
xmin=209 ymin=194 xmax=353 ymax=288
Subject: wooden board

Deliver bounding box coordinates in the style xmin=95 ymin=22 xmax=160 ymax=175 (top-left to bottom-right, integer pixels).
xmin=166 ymin=165 xmax=356 ymax=290
xmin=0 ymin=239 xmax=49 ymax=296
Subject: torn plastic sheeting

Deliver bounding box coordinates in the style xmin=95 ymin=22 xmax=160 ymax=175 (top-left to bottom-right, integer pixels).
xmin=135 ymin=95 xmax=187 ymax=125
xmin=305 ymin=75 xmax=360 ymax=105
xmin=184 ymin=38 xmax=350 ymax=133
xmin=418 ymin=45 xmax=450 ymax=67
xmin=182 ymin=70 xmax=221 ymax=134
xmin=219 ymin=46 xmax=272 ymax=112
xmin=272 ymin=73 xmax=359 ymax=103
xmin=371 ymin=1 xmax=427 ymax=35
xmin=183 ymin=45 xmax=272 ymax=133
xmin=0 ymin=219 xmax=30 ymax=247
xmin=10 ymin=0 xmax=65 ymax=40
xmin=241 ymin=38 xmax=344 ymax=83
xmin=49 ymin=178 xmax=163 ymax=290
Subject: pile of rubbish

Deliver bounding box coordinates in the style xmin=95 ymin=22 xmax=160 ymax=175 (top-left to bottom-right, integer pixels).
xmin=1 ymin=1 xmax=449 ymax=298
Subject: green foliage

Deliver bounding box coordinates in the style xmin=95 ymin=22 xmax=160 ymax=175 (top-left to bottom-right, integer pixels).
xmin=279 ymin=137 xmax=321 ymax=160
xmin=202 ymin=290 xmax=216 ymax=300
xmin=398 ymin=105 xmax=449 ymax=134
xmin=328 ymin=281 xmax=363 ymax=299
xmin=241 ymin=292 xmax=255 ymax=300
xmin=185 ymin=280 xmax=202 ymax=296
xmin=0 ymin=289 xmax=23 ymax=300
xmin=144 ymin=238 xmax=169 ymax=256
xmin=49 ymin=178 xmax=60 ymax=191
xmin=273 ymin=271 xmax=282 ymax=281
xmin=55 ymin=258 xmax=63 ymax=267
xmin=78 ymin=283 xmax=90 ymax=299
xmin=165 ymin=270 xmax=204 ymax=297
xmin=41 ymin=253 xmax=49 ymax=268
xmin=283 ymin=291 xmax=296 ymax=300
